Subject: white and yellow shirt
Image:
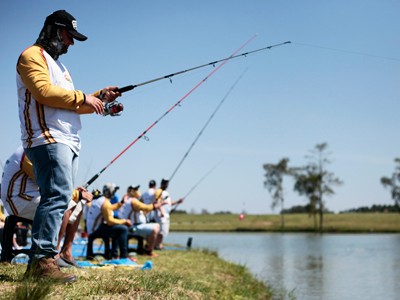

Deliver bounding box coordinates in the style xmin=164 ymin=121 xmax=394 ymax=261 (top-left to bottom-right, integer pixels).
xmin=16 ymin=45 xmax=99 ymax=154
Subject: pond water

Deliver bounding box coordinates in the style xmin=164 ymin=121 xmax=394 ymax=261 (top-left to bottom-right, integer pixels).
xmin=166 ymin=232 xmax=400 ymax=300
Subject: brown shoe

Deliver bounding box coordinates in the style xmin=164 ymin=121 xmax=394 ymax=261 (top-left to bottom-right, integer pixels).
xmin=24 ymin=257 xmax=77 ymax=283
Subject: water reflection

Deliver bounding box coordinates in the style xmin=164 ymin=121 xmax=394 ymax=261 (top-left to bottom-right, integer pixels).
xmin=166 ymin=232 xmax=400 ymax=300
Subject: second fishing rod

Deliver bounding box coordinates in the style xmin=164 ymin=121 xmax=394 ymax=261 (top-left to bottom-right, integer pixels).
xmin=155 ymin=71 xmax=247 ymax=215
xmin=168 ymin=69 xmax=248 ymax=183
xmin=163 ymin=70 xmax=248 ymax=214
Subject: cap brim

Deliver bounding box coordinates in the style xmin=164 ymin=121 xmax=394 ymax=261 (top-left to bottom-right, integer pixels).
xmin=69 ymin=30 xmax=87 ymax=41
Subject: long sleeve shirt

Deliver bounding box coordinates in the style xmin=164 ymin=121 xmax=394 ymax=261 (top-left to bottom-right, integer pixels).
xmin=101 ymin=199 xmax=126 ymax=226
xmin=17 ymin=45 xmax=103 ymax=153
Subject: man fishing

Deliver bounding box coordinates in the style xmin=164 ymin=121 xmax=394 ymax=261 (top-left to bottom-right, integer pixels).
xmin=17 ymin=10 xmax=121 ymax=282
xmin=153 ymin=179 xmax=183 ymax=250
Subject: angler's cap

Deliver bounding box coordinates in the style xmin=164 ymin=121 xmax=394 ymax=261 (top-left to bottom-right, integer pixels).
xmin=128 ymin=185 xmax=140 ymax=191
xmin=44 ymin=10 xmax=87 ymax=41
xmin=103 ymin=182 xmax=118 ymax=194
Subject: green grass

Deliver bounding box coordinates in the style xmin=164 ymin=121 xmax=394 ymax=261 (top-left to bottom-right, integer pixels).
xmin=0 ymin=249 xmax=272 ymax=300
xmin=170 ymin=213 xmax=400 ymax=232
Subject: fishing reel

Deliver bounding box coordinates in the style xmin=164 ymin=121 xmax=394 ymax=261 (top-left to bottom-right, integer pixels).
xmin=92 ymin=189 xmax=102 ymax=199
xmin=103 ymin=100 xmax=124 ymax=117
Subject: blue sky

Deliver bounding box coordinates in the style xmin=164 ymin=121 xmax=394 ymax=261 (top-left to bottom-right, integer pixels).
xmin=1 ymin=1 xmax=399 ymax=214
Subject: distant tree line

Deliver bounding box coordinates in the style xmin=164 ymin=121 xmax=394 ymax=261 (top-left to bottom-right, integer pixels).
xmin=193 ymin=209 xmax=233 ymax=215
xmin=281 ymin=204 xmax=398 ymax=214
xmin=183 ymin=209 xmax=233 ymax=215
xmin=263 ymin=144 xmax=400 ymax=232
xmin=282 ymin=205 xmax=334 ymax=214
xmin=214 ymin=211 xmax=233 ymax=215
xmin=171 ymin=209 xmax=187 ymax=214
xmin=340 ymin=204 xmax=399 ymax=213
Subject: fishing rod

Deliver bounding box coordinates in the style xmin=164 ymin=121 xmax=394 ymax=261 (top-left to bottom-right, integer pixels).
xmin=171 ymin=161 xmax=222 ymax=213
xmin=68 ymin=35 xmax=258 ymax=223
xmin=104 ymin=40 xmax=291 ymax=116
xmin=115 ymin=41 xmax=291 ymax=94
xmin=168 ymin=69 xmax=248 ymax=182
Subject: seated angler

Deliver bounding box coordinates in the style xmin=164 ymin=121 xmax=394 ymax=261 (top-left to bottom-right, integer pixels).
xmin=118 ymin=185 xmax=161 ymax=257
xmin=85 ymin=183 xmax=132 ymax=259
xmin=1 ymin=146 xmax=93 ymax=269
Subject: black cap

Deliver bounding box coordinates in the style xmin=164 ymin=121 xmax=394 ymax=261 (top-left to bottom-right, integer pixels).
xmin=161 ymin=178 xmax=169 ymax=186
xmin=45 ymin=10 xmax=87 ymax=41
xmin=149 ymin=180 xmax=156 ymax=187
xmin=128 ymin=185 xmax=140 ymax=191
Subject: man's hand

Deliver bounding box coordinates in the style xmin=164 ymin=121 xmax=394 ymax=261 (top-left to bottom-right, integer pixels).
xmin=85 ymin=94 xmax=104 ymax=115
xmin=78 ymin=187 xmax=93 ymax=203
xmin=153 ymin=201 xmax=162 ymax=210
xmin=100 ymin=86 xmax=121 ymax=103
xmin=125 ymin=219 xmax=132 ymax=227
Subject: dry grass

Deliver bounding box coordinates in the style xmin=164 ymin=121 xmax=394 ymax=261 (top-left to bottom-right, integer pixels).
xmin=0 ymin=249 xmax=272 ymax=300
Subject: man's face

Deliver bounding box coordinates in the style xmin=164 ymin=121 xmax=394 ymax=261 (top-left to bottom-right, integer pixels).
xmin=129 ymin=189 xmax=141 ymax=199
xmin=60 ymin=29 xmax=74 ymax=47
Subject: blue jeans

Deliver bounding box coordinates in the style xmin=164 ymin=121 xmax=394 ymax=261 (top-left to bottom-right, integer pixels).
xmin=95 ymin=223 xmax=128 ymax=258
xmin=25 ymin=143 xmax=78 ymax=260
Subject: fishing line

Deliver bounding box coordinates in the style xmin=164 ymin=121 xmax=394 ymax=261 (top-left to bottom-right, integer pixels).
xmin=169 ymin=69 xmax=248 ymax=182
xmin=171 ymin=160 xmax=222 ymax=213
xmin=292 ymin=42 xmax=400 ymax=62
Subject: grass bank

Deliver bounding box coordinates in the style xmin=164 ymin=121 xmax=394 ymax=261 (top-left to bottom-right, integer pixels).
xmin=0 ymin=249 xmax=272 ymax=300
xmin=170 ymin=213 xmax=400 ymax=233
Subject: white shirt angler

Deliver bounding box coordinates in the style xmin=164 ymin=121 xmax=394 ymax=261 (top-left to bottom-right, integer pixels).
xmin=85 ymin=196 xmax=106 ymax=235
xmin=141 ymin=188 xmax=155 ymax=204
xmin=160 ymin=190 xmax=172 ymax=221
xmin=142 ymin=187 xmax=156 ymax=222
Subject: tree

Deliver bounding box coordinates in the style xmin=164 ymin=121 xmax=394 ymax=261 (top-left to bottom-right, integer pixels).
xmin=263 ymin=157 xmax=291 ymax=228
xmin=293 ymin=143 xmax=343 ymax=231
xmin=380 ymin=158 xmax=400 ymax=212
xmin=293 ymin=171 xmax=320 ymax=228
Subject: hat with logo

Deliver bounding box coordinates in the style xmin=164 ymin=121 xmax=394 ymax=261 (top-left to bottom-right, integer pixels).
xmin=45 ymin=10 xmax=87 ymax=41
